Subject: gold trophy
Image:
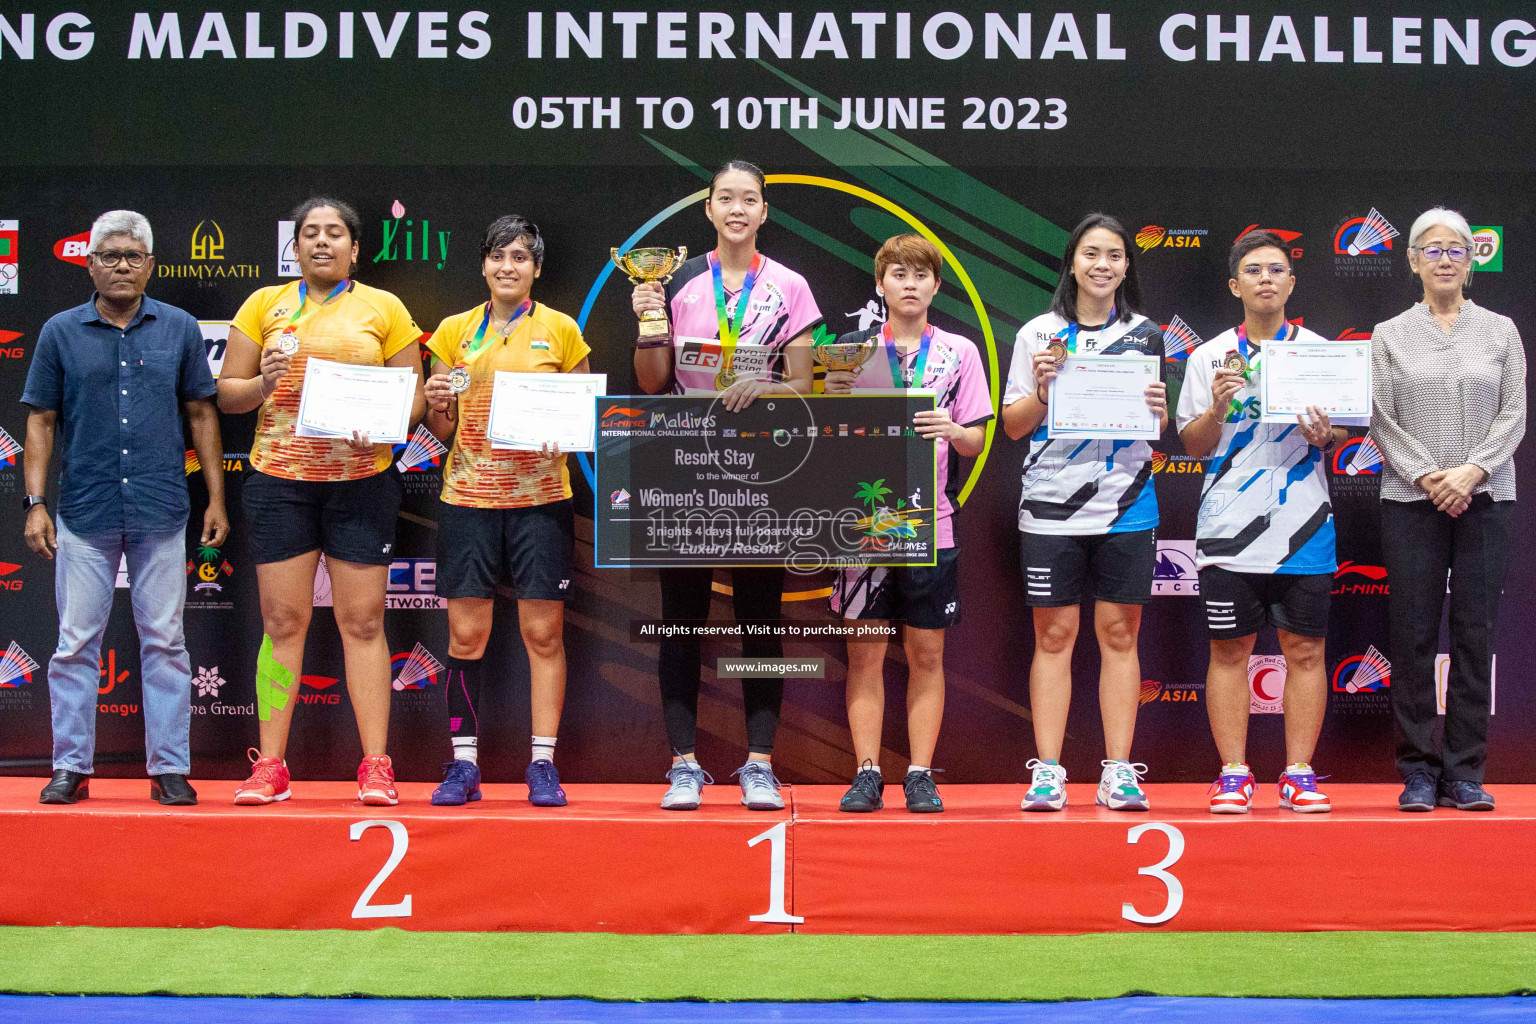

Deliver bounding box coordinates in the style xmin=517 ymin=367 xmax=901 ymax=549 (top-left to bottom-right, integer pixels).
xmin=612 ymin=246 xmax=688 ymax=345
xmin=813 ymin=335 xmax=880 ymax=384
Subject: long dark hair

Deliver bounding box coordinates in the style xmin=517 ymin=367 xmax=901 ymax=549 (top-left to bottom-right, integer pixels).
xmin=1049 ymin=213 xmax=1142 ymax=325
xmin=710 ymin=159 xmax=765 ymax=195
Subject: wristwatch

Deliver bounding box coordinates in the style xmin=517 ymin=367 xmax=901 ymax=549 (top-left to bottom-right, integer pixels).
xmin=22 ymin=495 xmax=45 ymax=512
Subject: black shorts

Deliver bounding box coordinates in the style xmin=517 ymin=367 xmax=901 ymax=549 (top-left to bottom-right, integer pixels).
xmin=1020 ymin=529 xmax=1155 ymax=607
xmin=436 ymin=499 xmax=575 ymax=602
xmin=1199 ymin=566 xmax=1331 ymax=639
xmin=830 ymin=546 xmax=961 ymax=630
xmin=243 ymin=469 xmax=403 ymax=566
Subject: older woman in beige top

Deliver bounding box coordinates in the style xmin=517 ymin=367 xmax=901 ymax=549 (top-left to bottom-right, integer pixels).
xmin=1370 ymin=207 xmax=1525 ymax=813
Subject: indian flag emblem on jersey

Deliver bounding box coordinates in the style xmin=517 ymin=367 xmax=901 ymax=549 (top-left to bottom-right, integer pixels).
xmin=531 ymin=338 xmax=550 ymax=351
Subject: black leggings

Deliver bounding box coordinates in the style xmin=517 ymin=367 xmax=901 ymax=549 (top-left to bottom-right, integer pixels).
xmin=658 ymin=566 xmax=785 ymax=756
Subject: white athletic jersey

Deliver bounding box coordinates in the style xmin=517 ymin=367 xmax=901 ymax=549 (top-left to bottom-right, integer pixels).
xmin=1003 ymin=311 xmax=1164 ymax=535
xmin=1175 ymin=325 xmax=1337 ymax=575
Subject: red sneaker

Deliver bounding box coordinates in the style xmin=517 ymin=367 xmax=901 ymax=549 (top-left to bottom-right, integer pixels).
xmin=358 ymin=754 xmax=399 ymax=806
xmin=234 ymin=748 xmax=290 ymax=805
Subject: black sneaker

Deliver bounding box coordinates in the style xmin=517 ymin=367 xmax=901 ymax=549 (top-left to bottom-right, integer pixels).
xmin=1399 ymin=770 xmax=1436 ymax=812
xmin=839 ymin=769 xmax=884 ymax=812
xmin=1438 ymin=779 xmax=1495 ymax=811
xmin=904 ymin=770 xmax=944 ymax=813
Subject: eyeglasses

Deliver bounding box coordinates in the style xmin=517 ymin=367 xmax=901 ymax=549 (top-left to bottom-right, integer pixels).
xmin=1413 ymin=245 xmax=1471 ymax=264
xmin=1239 ymin=264 xmax=1291 ymax=279
xmin=92 ymin=250 xmax=150 ymax=268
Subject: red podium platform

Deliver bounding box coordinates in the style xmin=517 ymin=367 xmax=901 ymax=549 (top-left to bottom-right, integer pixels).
xmin=3 ymin=779 xmax=1532 ymax=934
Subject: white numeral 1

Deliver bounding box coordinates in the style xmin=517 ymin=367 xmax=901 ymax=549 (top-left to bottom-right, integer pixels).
xmin=350 ymin=819 xmax=413 ymax=919
xmin=747 ymin=821 xmax=803 ymax=924
xmin=1122 ymin=822 xmax=1185 ymax=925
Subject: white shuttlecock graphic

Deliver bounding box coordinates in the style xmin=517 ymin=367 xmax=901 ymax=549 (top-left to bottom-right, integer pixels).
xmin=0 ymin=426 xmax=21 ymax=463
xmin=1347 ymin=208 xmax=1399 ymax=256
xmin=1346 ymin=436 xmax=1384 ymax=476
xmin=395 ymin=426 xmax=448 ymax=473
xmin=393 ymin=642 xmax=445 ymax=690
xmin=0 ymin=642 xmax=40 ymax=685
xmin=1162 ymin=315 xmax=1204 ymax=359
xmin=1346 ymin=645 xmax=1392 ymax=693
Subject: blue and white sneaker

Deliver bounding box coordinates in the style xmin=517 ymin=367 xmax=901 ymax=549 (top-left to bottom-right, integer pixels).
xmin=733 ymin=760 xmax=784 ymax=811
xmin=430 ymin=759 xmax=481 ymax=806
xmin=525 ymin=759 xmax=567 ymax=807
xmin=661 ymin=759 xmax=712 ymax=810
xmin=1022 ymin=758 xmax=1068 ymax=811
xmin=1097 ymin=760 xmax=1150 ymax=811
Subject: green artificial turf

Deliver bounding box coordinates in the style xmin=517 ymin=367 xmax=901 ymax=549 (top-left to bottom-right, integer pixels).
xmin=2 ymin=928 xmax=1535 ymax=1000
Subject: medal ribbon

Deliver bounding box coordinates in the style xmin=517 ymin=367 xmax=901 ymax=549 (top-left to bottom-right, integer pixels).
xmin=281 ymin=279 xmax=350 ymax=340
xmin=882 ymin=322 xmax=933 ymax=388
xmin=1053 ymin=306 xmax=1116 ymax=356
xmin=1227 ymin=321 xmax=1296 ymax=421
xmin=710 ymin=250 xmax=763 ymax=371
xmin=463 ymin=298 xmax=533 ymax=366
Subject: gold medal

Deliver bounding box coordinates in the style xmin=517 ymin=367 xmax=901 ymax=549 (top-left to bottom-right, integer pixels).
xmin=714 ymin=367 xmax=738 ymax=391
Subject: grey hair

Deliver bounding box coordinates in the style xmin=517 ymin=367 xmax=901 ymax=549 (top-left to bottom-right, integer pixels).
xmin=89 ymin=210 xmax=153 ymax=254
xmin=1407 ymin=207 xmax=1474 ymax=250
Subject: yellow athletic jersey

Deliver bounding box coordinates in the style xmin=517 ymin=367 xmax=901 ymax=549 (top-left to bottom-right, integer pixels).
xmin=232 ymin=280 xmax=421 ymax=481
xmin=426 ymin=301 xmax=591 ymax=508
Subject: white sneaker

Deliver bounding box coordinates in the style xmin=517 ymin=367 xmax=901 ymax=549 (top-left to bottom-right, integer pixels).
xmin=733 ymin=760 xmax=784 ymax=810
xmin=1022 ymin=758 xmax=1068 ymax=811
xmin=1096 ymin=760 xmax=1150 ymax=811
xmin=660 ymin=760 xmax=711 ymax=810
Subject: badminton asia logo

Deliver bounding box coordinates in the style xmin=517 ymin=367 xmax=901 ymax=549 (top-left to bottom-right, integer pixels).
xmin=1334 ymin=209 xmax=1399 ymax=280
xmin=391 ymin=643 xmax=443 ymax=691
xmin=1332 ymin=646 xmax=1392 ymax=693
xmin=1136 ymin=225 xmax=1207 ymax=253
xmin=1139 ymin=679 xmax=1202 ymax=705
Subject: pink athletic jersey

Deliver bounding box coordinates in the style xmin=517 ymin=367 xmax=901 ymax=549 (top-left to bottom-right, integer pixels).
xmin=843 ymin=324 xmax=993 ymax=548
xmin=664 ymin=253 xmax=823 ymax=394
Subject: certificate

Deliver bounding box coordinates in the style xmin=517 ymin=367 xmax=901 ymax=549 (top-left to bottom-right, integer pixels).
xmin=1048 ymin=354 xmax=1160 ymax=440
xmin=295 ymin=357 xmax=415 ymax=444
xmin=487 ymin=372 xmax=607 ymax=452
xmin=1260 ymin=341 xmax=1372 ymax=424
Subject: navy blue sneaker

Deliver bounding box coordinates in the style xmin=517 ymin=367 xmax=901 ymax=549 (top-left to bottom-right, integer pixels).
xmin=1398 ymin=770 xmax=1436 ymax=812
xmin=526 ymin=759 xmax=568 ymax=807
xmin=903 ymin=770 xmax=944 ymax=813
xmin=839 ymin=767 xmax=884 ymax=812
xmin=1438 ymin=779 xmax=1495 ymax=811
xmin=431 ymin=760 xmax=481 ymax=806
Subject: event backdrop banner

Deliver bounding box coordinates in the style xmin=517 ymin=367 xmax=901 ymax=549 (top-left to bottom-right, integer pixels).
xmin=0 ymin=2 xmax=1531 ymax=786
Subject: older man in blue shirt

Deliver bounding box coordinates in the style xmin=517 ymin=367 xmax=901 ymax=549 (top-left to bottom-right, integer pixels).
xmin=21 ymin=210 xmax=227 ymax=805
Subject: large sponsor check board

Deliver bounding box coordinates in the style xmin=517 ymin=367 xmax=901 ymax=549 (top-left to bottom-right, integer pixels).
xmin=595 ymin=394 xmax=936 ymax=568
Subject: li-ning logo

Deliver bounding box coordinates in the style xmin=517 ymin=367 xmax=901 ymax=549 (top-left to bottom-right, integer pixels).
xmin=0 ymin=641 xmax=39 ymax=687
xmin=1332 ymin=646 xmax=1392 ymax=693
xmin=1236 ymin=224 xmax=1304 ymax=259
xmin=0 ymin=560 xmax=23 ymax=592
xmin=374 ymin=200 xmax=449 ymax=270
xmin=1333 ymin=561 xmax=1388 ymax=597
xmin=191 ymin=220 xmax=224 ymax=261
xmin=391 ymin=643 xmax=445 ymax=691
xmin=601 ymin=405 xmax=647 ymax=429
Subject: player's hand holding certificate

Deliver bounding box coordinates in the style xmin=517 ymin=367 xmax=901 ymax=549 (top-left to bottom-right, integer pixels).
xmin=487 ymin=372 xmax=607 ymax=452
xmin=295 ymin=357 xmax=416 ymax=444
xmin=1260 ymin=341 xmax=1371 ymax=423
xmin=1048 ymin=354 xmax=1161 ymax=440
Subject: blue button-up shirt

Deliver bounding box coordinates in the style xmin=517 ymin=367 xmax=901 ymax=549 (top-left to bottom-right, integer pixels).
xmin=21 ymin=294 xmax=217 ymax=535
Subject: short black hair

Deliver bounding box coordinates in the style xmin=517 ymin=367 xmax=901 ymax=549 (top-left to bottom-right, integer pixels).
xmin=291 ymin=197 xmax=362 ymax=247
xmin=1049 ymin=213 xmax=1142 ymax=324
xmin=710 ymin=159 xmax=766 ymax=195
xmin=1228 ymin=230 xmax=1292 ymax=280
xmin=480 ymin=215 xmax=544 ymax=268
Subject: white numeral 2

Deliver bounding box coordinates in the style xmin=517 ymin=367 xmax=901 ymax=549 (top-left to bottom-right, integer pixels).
xmin=748 ymin=821 xmax=803 ymax=924
xmin=350 ymin=819 xmax=413 ymax=919
xmin=1122 ymin=822 xmax=1184 ymax=925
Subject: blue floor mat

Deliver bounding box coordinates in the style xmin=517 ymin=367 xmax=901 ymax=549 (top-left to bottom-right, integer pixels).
xmin=2 ymin=998 xmax=1534 ymax=1024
